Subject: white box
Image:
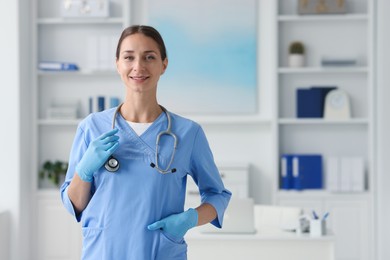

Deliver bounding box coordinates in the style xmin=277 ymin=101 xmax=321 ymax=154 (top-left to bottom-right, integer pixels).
xmin=350 ymin=157 xmax=365 ymax=192
xmin=340 ymin=157 xmax=352 ymax=192
xmin=326 ymin=157 xmax=340 ymax=192
xmin=87 ymin=35 xmax=117 ymax=71
xmin=339 ymin=157 xmax=365 ymax=192
xmin=60 ymin=0 xmax=110 ymax=18
xmin=47 ymin=106 xmax=78 ymax=119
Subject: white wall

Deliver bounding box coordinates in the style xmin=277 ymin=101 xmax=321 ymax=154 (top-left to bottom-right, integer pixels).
xmin=376 ymin=0 xmax=390 ymax=259
xmin=0 ymin=1 xmax=21 ymax=259
xmin=0 ymin=0 xmax=31 ymax=259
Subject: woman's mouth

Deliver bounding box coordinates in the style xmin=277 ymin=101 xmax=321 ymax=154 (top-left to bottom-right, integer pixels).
xmin=130 ymin=76 xmax=149 ymax=81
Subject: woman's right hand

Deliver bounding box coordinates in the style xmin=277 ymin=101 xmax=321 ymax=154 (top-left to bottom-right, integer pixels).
xmin=76 ymin=129 xmax=120 ymax=182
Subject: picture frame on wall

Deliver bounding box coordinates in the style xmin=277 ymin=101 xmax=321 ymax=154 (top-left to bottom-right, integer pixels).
xmin=146 ymin=0 xmax=258 ymax=115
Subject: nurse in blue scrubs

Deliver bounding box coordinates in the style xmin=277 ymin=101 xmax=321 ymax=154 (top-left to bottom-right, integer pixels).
xmin=60 ymin=25 xmax=232 ymax=260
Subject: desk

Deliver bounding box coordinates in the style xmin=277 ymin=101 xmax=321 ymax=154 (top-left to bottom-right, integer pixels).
xmin=186 ymin=228 xmax=335 ymax=260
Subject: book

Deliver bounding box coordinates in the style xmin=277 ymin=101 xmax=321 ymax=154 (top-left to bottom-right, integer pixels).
xmin=321 ymin=58 xmax=357 ymax=67
xmin=38 ymin=61 xmax=79 ymax=71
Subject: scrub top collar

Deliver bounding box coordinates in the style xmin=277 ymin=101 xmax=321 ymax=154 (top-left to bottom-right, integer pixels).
xmin=110 ymin=106 xmax=168 ymax=158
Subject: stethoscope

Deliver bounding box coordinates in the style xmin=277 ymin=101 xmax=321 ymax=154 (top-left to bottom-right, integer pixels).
xmin=104 ymin=103 xmax=178 ymax=174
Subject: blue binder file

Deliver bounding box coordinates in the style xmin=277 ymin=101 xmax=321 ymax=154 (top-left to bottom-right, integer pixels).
xmin=280 ymin=155 xmax=293 ymax=190
xmin=296 ymin=86 xmax=337 ymax=118
xmin=97 ymin=96 xmax=105 ymax=112
xmin=292 ymin=154 xmax=323 ymax=190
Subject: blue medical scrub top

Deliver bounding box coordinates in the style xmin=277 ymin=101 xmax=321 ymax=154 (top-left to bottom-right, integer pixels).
xmin=60 ymin=107 xmax=232 ymax=260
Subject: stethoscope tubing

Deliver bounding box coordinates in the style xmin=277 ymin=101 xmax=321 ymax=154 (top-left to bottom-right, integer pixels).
xmin=105 ymin=103 xmax=177 ymax=174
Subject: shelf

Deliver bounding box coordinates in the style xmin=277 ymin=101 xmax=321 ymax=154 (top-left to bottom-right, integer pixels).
xmin=38 ymin=119 xmax=80 ymax=126
xmin=38 ymin=116 xmax=273 ymax=126
xmin=278 ymin=118 xmax=369 ymax=125
xmin=37 ymin=17 xmax=123 ymax=25
xmin=37 ymin=70 xmax=118 ymax=76
xmin=278 ymin=67 xmax=369 ymax=74
xmin=278 ymin=14 xmax=368 ymax=22
xmin=189 ymin=115 xmax=272 ymax=125
xmin=276 ymin=190 xmax=371 ymax=199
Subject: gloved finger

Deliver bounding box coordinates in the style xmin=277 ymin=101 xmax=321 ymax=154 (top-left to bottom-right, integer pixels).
xmin=106 ymin=142 xmax=119 ymax=154
xmin=147 ymin=221 xmax=165 ymax=231
xmin=100 ymin=141 xmax=119 ymax=152
xmin=100 ymin=135 xmax=120 ymax=144
xmin=98 ymin=129 xmax=119 ymax=140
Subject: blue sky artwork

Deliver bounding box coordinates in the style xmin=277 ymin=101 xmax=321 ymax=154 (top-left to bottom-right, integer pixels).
xmin=147 ymin=0 xmax=257 ymax=115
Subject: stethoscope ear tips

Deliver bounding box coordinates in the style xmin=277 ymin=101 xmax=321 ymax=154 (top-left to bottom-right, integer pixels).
xmin=150 ymin=162 xmax=176 ymax=174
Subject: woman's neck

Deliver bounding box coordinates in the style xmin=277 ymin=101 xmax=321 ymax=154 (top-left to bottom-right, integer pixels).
xmin=120 ymin=95 xmax=162 ymax=123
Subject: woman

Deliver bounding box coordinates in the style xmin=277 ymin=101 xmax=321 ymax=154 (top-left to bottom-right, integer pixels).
xmin=60 ymin=25 xmax=231 ymax=259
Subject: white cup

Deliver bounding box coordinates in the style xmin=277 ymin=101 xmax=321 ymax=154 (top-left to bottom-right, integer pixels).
xmin=310 ymin=219 xmax=326 ymax=237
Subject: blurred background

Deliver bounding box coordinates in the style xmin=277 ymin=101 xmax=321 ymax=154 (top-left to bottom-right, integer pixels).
xmin=1 ymin=0 xmax=390 ymax=259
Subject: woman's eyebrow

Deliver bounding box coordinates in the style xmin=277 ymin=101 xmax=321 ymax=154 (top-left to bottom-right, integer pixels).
xmin=121 ymin=50 xmax=157 ymax=54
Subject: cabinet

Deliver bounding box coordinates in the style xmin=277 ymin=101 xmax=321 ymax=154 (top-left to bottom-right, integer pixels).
xmin=34 ymin=191 xmax=82 ymax=260
xmin=274 ymin=1 xmax=374 ymax=260
xmin=186 ymin=230 xmax=335 ymax=260
xmin=31 ymin=0 xmax=130 ymax=259
xmin=279 ymin=193 xmax=369 ymax=260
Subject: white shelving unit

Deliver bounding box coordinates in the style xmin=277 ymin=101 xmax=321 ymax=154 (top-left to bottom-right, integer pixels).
xmin=33 ymin=0 xmax=130 ymax=190
xmin=31 ymin=0 xmax=130 ymax=259
xmin=274 ymin=1 xmax=375 ymax=260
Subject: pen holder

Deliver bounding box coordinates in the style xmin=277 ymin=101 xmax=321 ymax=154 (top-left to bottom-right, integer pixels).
xmin=310 ymin=219 xmax=326 ymax=237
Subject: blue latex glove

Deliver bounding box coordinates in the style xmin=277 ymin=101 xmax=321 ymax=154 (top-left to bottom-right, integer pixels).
xmin=147 ymin=208 xmax=198 ymax=239
xmin=76 ymin=128 xmax=120 ymax=182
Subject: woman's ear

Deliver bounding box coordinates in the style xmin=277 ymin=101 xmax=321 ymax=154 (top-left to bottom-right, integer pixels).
xmin=161 ymin=58 xmax=168 ymax=75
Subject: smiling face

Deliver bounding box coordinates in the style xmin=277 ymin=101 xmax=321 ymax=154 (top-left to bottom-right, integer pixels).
xmin=116 ymin=33 xmax=168 ymax=94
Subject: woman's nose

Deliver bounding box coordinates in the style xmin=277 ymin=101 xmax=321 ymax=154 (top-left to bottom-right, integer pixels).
xmin=132 ymin=58 xmax=145 ymax=71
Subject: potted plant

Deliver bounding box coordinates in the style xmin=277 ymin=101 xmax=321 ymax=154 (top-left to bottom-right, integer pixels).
xmin=39 ymin=160 xmax=68 ymax=187
xmin=288 ymin=41 xmax=305 ymax=67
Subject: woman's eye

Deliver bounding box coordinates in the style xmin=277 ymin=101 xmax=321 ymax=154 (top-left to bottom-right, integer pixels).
xmin=124 ymin=56 xmax=134 ymax=61
xmin=145 ymin=55 xmax=156 ymax=61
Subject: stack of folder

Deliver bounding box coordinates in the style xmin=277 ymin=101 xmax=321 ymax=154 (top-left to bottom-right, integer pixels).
xmin=280 ymin=154 xmax=323 ymax=190
xmin=327 ymin=157 xmax=365 ymax=192
xmin=89 ymin=96 xmax=121 ymax=113
xmin=296 ymin=86 xmax=337 ymax=118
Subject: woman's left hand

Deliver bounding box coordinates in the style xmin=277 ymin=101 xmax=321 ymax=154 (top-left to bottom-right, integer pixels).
xmin=147 ymin=208 xmax=198 ymax=239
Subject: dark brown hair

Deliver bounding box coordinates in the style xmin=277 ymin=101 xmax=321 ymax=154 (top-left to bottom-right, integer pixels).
xmin=115 ymin=25 xmax=167 ymax=61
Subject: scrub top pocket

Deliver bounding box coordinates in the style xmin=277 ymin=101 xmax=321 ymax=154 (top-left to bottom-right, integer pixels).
xmin=157 ymin=231 xmax=187 ymax=260
xmin=81 ymin=227 xmax=105 ymax=260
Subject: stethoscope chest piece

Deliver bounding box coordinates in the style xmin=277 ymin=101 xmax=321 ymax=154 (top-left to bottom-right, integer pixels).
xmin=105 ymin=156 xmax=119 ymax=172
